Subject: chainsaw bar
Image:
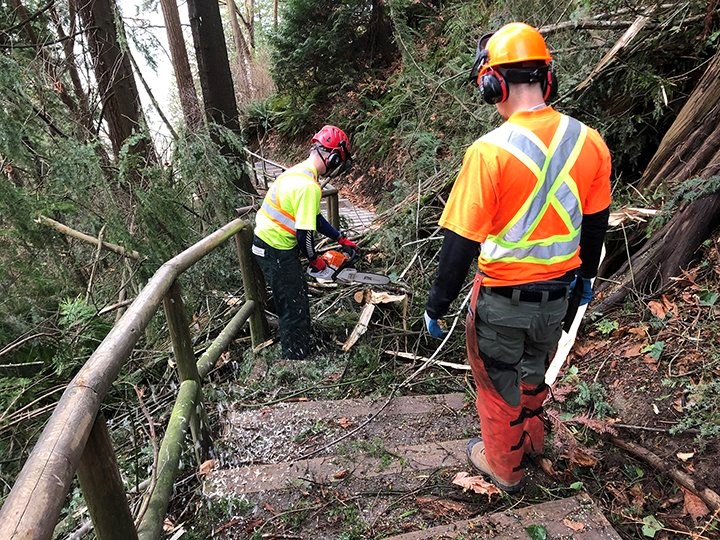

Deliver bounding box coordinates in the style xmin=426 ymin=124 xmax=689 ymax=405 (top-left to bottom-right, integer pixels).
xmin=335 ymin=267 xmax=390 ymax=285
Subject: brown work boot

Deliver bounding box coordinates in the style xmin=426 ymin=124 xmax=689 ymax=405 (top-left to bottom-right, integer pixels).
xmin=466 ymin=437 xmax=525 ymax=494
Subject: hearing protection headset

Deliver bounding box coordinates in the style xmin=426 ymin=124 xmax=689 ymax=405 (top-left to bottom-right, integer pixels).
xmin=470 ymin=26 xmax=558 ymax=105
xmin=326 ymin=140 xmax=346 ymax=170
xmin=311 ymin=125 xmax=353 ymax=178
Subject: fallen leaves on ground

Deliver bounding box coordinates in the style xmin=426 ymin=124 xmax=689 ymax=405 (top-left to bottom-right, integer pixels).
xmin=648 ymin=296 xmax=676 ymax=319
xmin=622 ymin=342 xmax=646 ymax=358
xmin=682 ymin=487 xmax=709 ymax=519
xmin=198 ymin=459 xmax=216 ymax=477
xmin=627 ymin=325 xmax=648 ymax=337
xmin=452 ymin=471 xmax=501 ymax=498
xmin=629 ymin=484 xmax=646 ymax=508
xmin=568 ymin=447 xmax=599 ymax=467
xmin=563 ymin=518 xmax=585 ymax=531
xmin=336 ymin=417 xmax=353 ymax=428
xmin=538 ymin=457 xmax=558 ymax=478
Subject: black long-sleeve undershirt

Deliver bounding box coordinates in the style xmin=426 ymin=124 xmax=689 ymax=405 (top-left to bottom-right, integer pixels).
xmin=578 ymin=207 xmax=609 ymax=278
xmin=425 ymin=206 xmax=610 ymax=319
xmin=297 ymin=214 xmax=342 ymax=261
xmin=425 ymin=230 xmax=480 ymax=320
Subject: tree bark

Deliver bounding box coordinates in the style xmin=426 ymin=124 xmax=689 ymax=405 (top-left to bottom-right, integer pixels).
xmin=159 ymin=0 xmax=204 ymax=130
xmin=227 ymin=0 xmax=252 ymax=97
xmin=638 ymin=48 xmax=720 ymax=193
xmin=187 ymin=0 xmax=256 ymax=194
xmin=77 ymin=0 xmax=156 ymax=163
xmin=596 ymin=193 xmax=720 ymax=313
xmin=597 ymin=47 xmax=720 ymax=311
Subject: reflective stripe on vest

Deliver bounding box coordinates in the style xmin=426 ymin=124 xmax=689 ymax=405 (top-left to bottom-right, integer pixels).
xmin=481 ymin=115 xmax=587 ymax=265
xmin=258 ymin=166 xmax=316 ymax=236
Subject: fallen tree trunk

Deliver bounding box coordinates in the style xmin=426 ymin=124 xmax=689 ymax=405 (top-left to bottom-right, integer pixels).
xmin=597 ymin=46 xmax=720 ymax=310
xmin=596 ymin=191 xmax=720 ymax=313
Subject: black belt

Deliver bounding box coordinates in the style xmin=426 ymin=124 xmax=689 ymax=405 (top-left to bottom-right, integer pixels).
xmin=482 ymin=285 xmax=567 ymax=302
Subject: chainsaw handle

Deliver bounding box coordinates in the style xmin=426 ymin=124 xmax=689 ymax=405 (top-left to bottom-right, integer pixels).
xmin=338 ymin=245 xmax=360 ymax=265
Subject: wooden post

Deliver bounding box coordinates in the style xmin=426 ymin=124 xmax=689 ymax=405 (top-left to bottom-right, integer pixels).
xmin=77 ymin=413 xmax=138 ymax=540
xmin=163 ymin=280 xmax=211 ymax=462
xmin=136 ymin=380 xmax=197 ymax=540
xmin=234 ymin=227 xmax=268 ymax=348
xmin=323 ymin=186 xmax=340 ymax=229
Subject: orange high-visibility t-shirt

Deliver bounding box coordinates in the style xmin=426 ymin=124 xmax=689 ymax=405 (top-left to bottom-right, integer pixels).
xmin=439 ymin=107 xmax=611 ymax=287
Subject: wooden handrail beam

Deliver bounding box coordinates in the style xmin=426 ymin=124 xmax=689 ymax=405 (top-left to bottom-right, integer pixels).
xmin=0 ymin=219 xmax=248 ymax=540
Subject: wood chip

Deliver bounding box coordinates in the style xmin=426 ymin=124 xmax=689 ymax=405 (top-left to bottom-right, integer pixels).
xmin=563 ymin=518 xmax=585 ymax=531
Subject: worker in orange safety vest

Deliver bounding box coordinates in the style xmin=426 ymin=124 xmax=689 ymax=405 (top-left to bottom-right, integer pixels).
xmin=424 ymin=23 xmax=612 ymax=493
xmin=253 ymin=125 xmax=358 ymax=360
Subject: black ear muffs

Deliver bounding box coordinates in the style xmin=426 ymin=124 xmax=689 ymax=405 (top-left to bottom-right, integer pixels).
xmin=479 ymin=68 xmax=509 ymax=104
xmin=325 ymin=140 xmax=352 ymax=178
xmin=327 ymin=150 xmax=342 ymax=170
xmin=470 ymin=33 xmax=494 ymax=83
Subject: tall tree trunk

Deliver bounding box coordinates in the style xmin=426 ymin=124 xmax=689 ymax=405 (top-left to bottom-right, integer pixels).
xmin=273 ymin=0 xmax=278 ymax=31
xmin=9 ymin=0 xmax=91 ymax=138
xmin=48 ymin=4 xmax=96 ymax=141
xmin=597 ymin=47 xmax=720 ymax=312
xmin=77 ymin=0 xmax=156 ymax=163
xmin=247 ymin=0 xmax=255 ymax=48
xmin=227 ymin=0 xmax=253 ymax=98
xmin=159 ymin=0 xmax=203 ymax=130
xmin=187 ymin=0 xmax=256 ymax=194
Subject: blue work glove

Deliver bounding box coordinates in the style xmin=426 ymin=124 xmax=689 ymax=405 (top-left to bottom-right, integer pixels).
xmin=570 ymin=276 xmax=594 ymax=306
xmin=424 ymin=311 xmax=447 ymax=339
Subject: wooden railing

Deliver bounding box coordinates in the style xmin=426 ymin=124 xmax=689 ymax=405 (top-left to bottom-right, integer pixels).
xmin=245 ymin=148 xmax=341 ymax=228
xmin=0 ymin=218 xmax=268 ymax=540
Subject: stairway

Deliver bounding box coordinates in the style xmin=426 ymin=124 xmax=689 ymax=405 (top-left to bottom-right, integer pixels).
xmin=203 ymin=393 xmax=623 ymax=539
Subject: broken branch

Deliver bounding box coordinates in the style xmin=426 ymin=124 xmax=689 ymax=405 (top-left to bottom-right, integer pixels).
xmin=36 ymin=215 xmax=141 ymax=260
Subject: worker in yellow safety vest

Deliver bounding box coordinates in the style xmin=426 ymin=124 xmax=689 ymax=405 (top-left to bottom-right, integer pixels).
xmin=424 ymin=23 xmax=612 ymax=493
xmin=253 ymin=125 xmax=358 ymax=360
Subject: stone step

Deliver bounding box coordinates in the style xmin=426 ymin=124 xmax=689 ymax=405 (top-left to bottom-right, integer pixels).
xmin=383 ymin=493 xmax=622 ymax=539
xmin=217 ymin=392 xmax=476 ymax=468
xmin=205 ymin=438 xmax=469 ymax=496
xmin=202 ymin=392 xmax=623 ymax=539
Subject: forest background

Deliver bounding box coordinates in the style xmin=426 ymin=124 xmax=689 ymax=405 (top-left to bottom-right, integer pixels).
xmin=1 ymin=0 xmax=719 ymax=538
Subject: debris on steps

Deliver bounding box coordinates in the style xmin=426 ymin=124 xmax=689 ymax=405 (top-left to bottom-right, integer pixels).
xmin=202 ymin=393 xmax=621 ymax=538
xmin=382 ymin=493 xmax=622 ymax=539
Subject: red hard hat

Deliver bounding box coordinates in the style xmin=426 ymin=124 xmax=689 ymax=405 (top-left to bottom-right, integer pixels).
xmin=311 ymin=125 xmax=351 ymax=160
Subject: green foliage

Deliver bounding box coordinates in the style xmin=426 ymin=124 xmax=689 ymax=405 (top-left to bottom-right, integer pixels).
xmin=267 ymin=0 xmax=396 ymax=136
xmin=525 ymin=524 xmax=548 ymax=540
xmin=640 ymin=341 xmax=665 ymax=361
xmin=595 ymin=318 xmax=619 ymax=335
xmin=565 ymin=380 xmax=616 ymax=419
xmin=670 ymin=379 xmax=720 ymax=441
xmin=642 ymin=515 xmax=664 ymax=538
xmin=53 ymin=297 xmax=112 ymax=376
xmin=649 ymin=176 xmax=720 ymax=232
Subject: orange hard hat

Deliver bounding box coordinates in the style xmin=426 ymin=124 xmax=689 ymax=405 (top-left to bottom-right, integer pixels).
xmin=479 ymin=22 xmax=551 ymax=77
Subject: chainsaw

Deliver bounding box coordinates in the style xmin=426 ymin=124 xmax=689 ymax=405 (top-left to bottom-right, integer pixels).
xmin=307 ymin=246 xmax=390 ymax=285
